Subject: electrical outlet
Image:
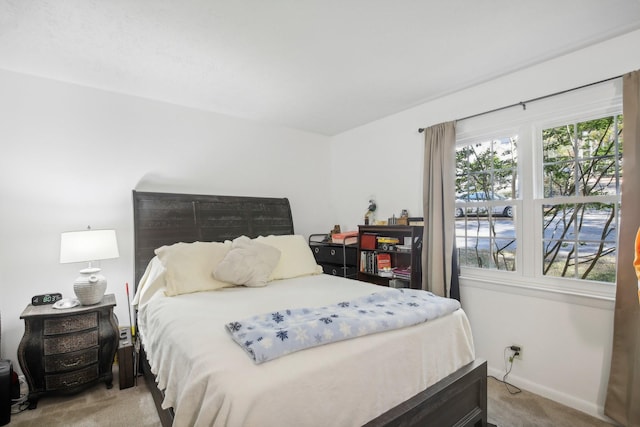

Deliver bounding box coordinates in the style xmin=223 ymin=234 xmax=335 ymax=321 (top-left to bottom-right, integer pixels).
xmin=511 ymin=344 xmax=523 ymax=360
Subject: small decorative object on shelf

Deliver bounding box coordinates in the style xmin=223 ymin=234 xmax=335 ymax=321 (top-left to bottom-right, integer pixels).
xmin=364 ymin=199 xmax=377 ymax=225
xmin=389 ymin=210 xmax=410 ymax=225
xmin=398 ymin=209 xmax=409 ymax=225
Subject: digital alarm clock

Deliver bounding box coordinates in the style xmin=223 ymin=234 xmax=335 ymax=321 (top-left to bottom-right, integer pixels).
xmin=31 ymin=293 xmax=63 ymax=306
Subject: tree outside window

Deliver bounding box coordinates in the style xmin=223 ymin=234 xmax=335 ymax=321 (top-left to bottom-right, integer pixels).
xmin=455 ymin=114 xmax=622 ymax=285
xmin=455 ymin=136 xmax=518 ymax=271
xmin=542 ymin=116 xmax=622 ymax=283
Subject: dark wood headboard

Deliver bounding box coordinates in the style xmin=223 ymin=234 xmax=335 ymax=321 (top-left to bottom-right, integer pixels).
xmin=132 ymin=190 xmax=294 ymax=290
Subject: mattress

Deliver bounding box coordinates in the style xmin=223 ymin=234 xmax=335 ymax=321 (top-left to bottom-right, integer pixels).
xmin=136 ymin=273 xmax=475 ymax=427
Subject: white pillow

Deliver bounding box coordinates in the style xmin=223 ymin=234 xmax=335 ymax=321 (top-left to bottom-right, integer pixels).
xmin=256 ymin=234 xmax=323 ymax=280
xmin=213 ymin=236 xmax=281 ymax=287
xmin=132 ymin=256 xmax=167 ymax=308
xmin=155 ymin=241 xmax=232 ymax=296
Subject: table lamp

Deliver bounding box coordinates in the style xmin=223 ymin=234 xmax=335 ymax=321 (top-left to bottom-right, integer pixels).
xmin=60 ymin=227 xmax=119 ymax=305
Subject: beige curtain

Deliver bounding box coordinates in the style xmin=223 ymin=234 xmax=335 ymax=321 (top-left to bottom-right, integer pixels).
xmin=605 ymin=70 xmax=640 ymax=426
xmin=422 ymin=121 xmax=457 ymax=297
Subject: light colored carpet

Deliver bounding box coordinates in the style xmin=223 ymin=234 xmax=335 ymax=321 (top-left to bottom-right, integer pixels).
xmin=487 ymin=376 xmax=618 ymax=427
xmin=9 ymin=365 xmax=161 ymax=427
xmin=9 ymin=366 xmax=619 ymax=426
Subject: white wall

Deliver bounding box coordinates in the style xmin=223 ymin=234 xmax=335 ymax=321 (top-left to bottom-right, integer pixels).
xmin=0 ymin=69 xmax=331 ymax=370
xmin=329 ymin=29 xmax=640 ymax=420
xmin=460 ymin=282 xmax=615 ymax=418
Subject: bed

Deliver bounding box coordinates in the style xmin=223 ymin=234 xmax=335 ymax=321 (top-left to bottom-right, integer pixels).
xmin=132 ymin=190 xmax=488 ymax=427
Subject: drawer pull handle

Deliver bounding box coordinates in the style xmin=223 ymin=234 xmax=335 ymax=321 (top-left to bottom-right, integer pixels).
xmin=314 ymin=247 xmax=319 ymax=253
xmin=62 ymin=380 xmax=81 ymax=387
xmin=62 ymin=358 xmax=82 ymax=368
xmin=330 ymin=249 xmax=336 ymax=256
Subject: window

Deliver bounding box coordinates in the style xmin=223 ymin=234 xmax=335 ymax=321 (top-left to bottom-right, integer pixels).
xmin=541 ymin=116 xmax=622 ymax=283
xmin=455 ymin=81 xmax=622 ymax=298
xmin=455 ymin=136 xmax=518 ymax=271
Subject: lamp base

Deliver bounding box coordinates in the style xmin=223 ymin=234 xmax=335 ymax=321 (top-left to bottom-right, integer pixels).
xmin=74 ymin=268 xmax=107 ymax=305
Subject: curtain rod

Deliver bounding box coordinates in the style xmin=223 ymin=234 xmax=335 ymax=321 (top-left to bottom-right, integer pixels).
xmin=417 ymin=74 xmax=623 ymax=133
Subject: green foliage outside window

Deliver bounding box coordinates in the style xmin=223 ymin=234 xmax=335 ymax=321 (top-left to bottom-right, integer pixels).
xmin=456 ymin=137 xmax=518 ymax=271
xmin=456 ymin=115 xmax=622 ymax=283
xmin=542 ymin=116 xmax=622 ymax=282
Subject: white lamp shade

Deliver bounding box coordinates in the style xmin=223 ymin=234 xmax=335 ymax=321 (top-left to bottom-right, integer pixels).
xmin=60 ymin=229 xmax=119 ymax=264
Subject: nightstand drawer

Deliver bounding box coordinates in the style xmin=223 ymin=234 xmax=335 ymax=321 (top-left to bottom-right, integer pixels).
xmin=44 ymin=330 xmax=98 ymax=355
xmin=44 ymin=312 xmax=98 ymax=335
xmin=312 ymin=245 xmax=357 ymax=265
xmin=44 ymin=348 xmax=99 ymax=373
xmin=45 ymin=365 xmax=98 ymax=391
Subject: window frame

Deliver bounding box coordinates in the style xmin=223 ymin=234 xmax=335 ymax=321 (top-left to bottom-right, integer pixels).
xmin=455 ymin=80 xmax=622 ymax=301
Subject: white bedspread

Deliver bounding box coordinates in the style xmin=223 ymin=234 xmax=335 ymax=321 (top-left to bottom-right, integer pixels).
xmin=137 ymin=274 xmax=475 ymax=427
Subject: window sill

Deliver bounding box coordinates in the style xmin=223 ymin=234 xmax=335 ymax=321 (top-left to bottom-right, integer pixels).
xmin=459 ymin=274 xmax=615 ymax=310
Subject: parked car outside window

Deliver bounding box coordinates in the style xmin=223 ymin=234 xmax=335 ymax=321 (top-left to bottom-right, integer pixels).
xmin=455 ymin=191 xmax=513 ymax=218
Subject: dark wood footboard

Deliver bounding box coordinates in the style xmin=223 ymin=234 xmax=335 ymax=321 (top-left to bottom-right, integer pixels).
xmin=365 ymin=358 xmax=487 ymax=427
xmin=140 ymin=342 xmax=487 ymax=427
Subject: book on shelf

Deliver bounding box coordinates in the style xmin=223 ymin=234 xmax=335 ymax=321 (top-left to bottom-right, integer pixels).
xmin=376 ymin=236 xmax=400 ymax=245
xmin=408 ymin=217 xmax=424 ymax=226
xmin=376 ymin=253 xmax=391 ymax=270
xmin=392 ymin=266 xmax=411 ymax=280
xmin=361 ymin=251 xmax=373 ymax=273
xmin=360 ymin=250 xmax=386 ymax=275
xmin=360 ymin=251 xmax=398 ymax=278
xmin=377 ymin=253 xmax=392 ymax=277
xmin=332 ymin=231 xmax=358 ymax=245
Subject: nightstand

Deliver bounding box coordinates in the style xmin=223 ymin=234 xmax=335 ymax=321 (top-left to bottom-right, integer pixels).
xmin=17 ymin=294 xmax=119 ymax=408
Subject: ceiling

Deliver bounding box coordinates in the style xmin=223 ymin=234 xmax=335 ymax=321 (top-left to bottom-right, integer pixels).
xmin=1 ymin=1 xmax=640 ymax=136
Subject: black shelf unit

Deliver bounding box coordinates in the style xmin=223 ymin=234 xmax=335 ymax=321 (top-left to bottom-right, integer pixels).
xmin=357 ymin=225 xmax=423 ymax=289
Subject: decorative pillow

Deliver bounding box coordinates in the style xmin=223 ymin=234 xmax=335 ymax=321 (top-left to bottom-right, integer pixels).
xmin=213 ymin=236 xmax=281 ymax=287
xmin=155 ymin=241 xmax=232 ymax=296
xmin=256 ymin=234 xmax=323 ymax=280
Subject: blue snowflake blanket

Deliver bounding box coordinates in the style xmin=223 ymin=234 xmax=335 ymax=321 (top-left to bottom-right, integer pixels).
xmin=225 ymin=288 xmax=461 ymax=364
